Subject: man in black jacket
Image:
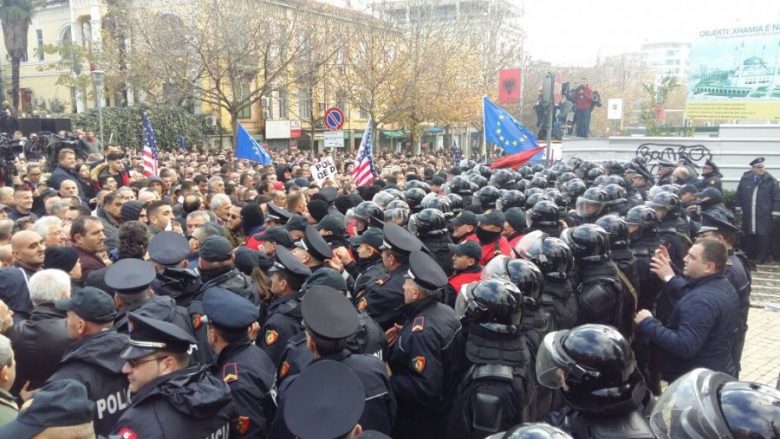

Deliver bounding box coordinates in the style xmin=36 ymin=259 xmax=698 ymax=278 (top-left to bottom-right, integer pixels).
xmin=735 ymin=157 xmax=780 ymax=264
xmin=48 ymin=287 xmax=129 ymax=437
xmin=197 ymin=235 xmax=260 ymax=305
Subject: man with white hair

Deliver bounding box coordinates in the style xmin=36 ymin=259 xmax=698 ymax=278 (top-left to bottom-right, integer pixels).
xmin=7 ymin=269 xmax=71 ymax=396
xmin=0 ymin=334 xmax=17 ymax=426
xmin=210 ymin=193 xmax=232 ymax=225
xmin=33 ymin=216 xmax=65 ymax=248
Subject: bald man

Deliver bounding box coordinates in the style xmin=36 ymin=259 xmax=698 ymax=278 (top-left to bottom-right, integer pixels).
xmin=11 ymin=230 xmax=45 ymax=280
xmin=0 ymin=231 xmax=45 ymax=321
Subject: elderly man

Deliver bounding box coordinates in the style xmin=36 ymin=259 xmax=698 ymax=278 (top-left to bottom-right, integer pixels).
xmin=210 ymin=193 xmax=231 ymax=225
xmin=58 ymin=179 xmax=80 ymax=201
xmin=71 ymin=216 xmax=109 ymax=281
xmin=186 ymin=210 xmax=210 ymax=239
xmin=48 ymin=148 xmax=88 ymax=203
xmin=735 ymin=157 xmax=780 ymax=264
xmin=637 ymin=239 xmax=740 ymax=382
xmin=33 ymin=216 xmax=65 ymax=248
xmin=0 ymin=334 xmax=16 ymax=426
xmin=7 ymin=269 xmax=71 ymax=395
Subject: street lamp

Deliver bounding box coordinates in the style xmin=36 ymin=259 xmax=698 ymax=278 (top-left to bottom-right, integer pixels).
xmin=91 ymin=70 xmax=105 ymax=148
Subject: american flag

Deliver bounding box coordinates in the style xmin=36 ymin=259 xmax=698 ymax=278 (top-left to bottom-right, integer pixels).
xmin=352 ymin=116 xmax=375 ymax=187
xmin=142 ymin=113 xmax=159 ymax=177
xmin=451 ymin=140 xmax=462 ymax=167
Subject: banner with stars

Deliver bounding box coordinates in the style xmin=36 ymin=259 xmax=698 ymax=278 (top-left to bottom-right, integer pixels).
xmin=483 ymin=96 xmax=539 ymax=154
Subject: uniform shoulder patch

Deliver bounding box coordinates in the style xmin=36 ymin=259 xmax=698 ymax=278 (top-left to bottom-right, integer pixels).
xmin=710 ymin=179 xmax=716 ymax=185
xmin=412 ymin=316 xmax=425 ymax=332
xmin=412 ymin=356 xmax=426 ymax=373
xmin=265 ymin=329 xmax=280 ymax=346
xmin=357 ymin=296 xmax=368 ymax=311
xmin=192 ymin=314 xmax=202 ymax=330
xmin=116 ymin=427 xmax=138 ymax=439
xmin=279 ymin=361 xmax=291 ymax=379
xmin=222 ymin=362 xmax=239 ymax=383
xmin=235 ymin=416 xmax=250 ymax=435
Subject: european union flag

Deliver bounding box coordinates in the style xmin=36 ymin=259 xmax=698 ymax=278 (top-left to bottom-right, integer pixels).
xmin=483 ymin=96 xmax=539 ymax=154
xmin=176 ymin=135 xmax=188 ymax=152
xmin=235 ymin=122 xmax=272 ymax=165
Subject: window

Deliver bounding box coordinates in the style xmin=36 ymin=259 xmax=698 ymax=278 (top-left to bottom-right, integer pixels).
xmin=298 ymin=89 xmax=311 ymax=119
xmin=236 ymin=81 xmax=252 ymax=119
xmin=37 ymin=30 xmax=44 ymax=61
xmin=261 ymin=95 xmax=271 ymax=120
xmin=278 ymin=90 xmax=288 ymax=119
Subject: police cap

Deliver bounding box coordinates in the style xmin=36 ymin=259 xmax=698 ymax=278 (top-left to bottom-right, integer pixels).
xmin=55 ymin=287 xmax=116 ymax=323
xmin=269 ymin=246 xmax=312 ymax=278
xmin=256 ymin=226 xmax=295 ymax=249
xmin=148 ymin=231 xmax=189 ymax=265
xmin=302 ymin=286 xmax=359 ymax=339
xmin=285 ymin=214 xmax=309 ymax=233
xmin=477 ymin=210 xmax=505 ymax=228
xmin=202 ymin=287 xmax=259 ymax=332
xmin=283 ymin=360 xmax=365 ymax=439
xmin=379 ymin=222 xmax=422 ymax=255
xmin=698 ymin=212 xmax=739 ymax=236
xmin=407 ymin=250 xmax=448 ymax=290
xmin=451 ymin=211 xmax=478 ymax=227
xmin=0 ymin=379 xmax=94 ymax=438
xmin=199 ymin=235 xmax=234 ymax=262
xmin=656 ymin=159 xmax=675 ymax=168
xmin=105 ymin=258 xmax=156 ymax=295
xmin=320 ymin=187 xmax=338 ymax=204
xmin=360 ymin=227 xmax=384 ymax=250
xmin=750 ymin=157 xmax=766 ymax=168
xmin=121 ymin=312 xmax=196 ymax=360
xmin=266 ymin=203 xmax=292 ymax=224
xmin=448 ymin=241 xmax=482 ymax=261
xmin=317 ymin=214 xmax=346 ymax=236
xmin=295 ymin=225 xmax=333 ymax=261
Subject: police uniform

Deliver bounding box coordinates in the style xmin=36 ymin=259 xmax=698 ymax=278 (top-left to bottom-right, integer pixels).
xmin=272 ymin=286 xmax=396 ymax=437
xmin=148 ymin=232 xmax=212 ymax=365
xmin=203 ymin=287 xmax=277 ymax=438
xmin=47 ymin=287 xmax=129 ymax=437
xmin=111 ymin=313 xmax=236 ymax=438
xmin=389 ymin=251 xmax=461 ymax=439
xmin=698 ymin=159 xmax=723 ymax=192
xmin=266 ymin=203 xmax=292 ymax=226
xmin=260 ymin=246 xmax=311 ymax=367
xmin=362 ymin=223 xmax=423 ymax=330
xmin=279 ymin=360 xmax=365 ymax=438
xmin=656 ymin=159 xmax=675 ymax=186
xmin=347 ymin=227 xmax=387 ymax=297
xmin=735 ymin=157 xmax=780 ymax=264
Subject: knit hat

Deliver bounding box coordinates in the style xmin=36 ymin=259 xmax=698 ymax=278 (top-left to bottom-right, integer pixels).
xmin=120 ymin=200 xmax=145 ymax=223
xmin=307 ymin=199 xmax=330 ymax=223
xmin=43 ymin=247 xmax=79 ymax=272
xmin=334 ymin=196 xmax=355 ymax=215
xmin=241 ymin=203 xmax=265 ymax=236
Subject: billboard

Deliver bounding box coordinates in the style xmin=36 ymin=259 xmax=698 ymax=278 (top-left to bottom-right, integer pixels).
xmin=686 ymin=23 xmax=780 ymax=120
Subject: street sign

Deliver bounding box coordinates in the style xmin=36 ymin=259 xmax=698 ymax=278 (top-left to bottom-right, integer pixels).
xmin=324 ymin=130 xmax=344 ymax=148
xmin=290 ymin=120 xmax=302 ymax=138
xmin=553 ymin=72 xmax=563 ymax=104
xmin=607 ymin=99 xmax=623 ymax=120
xmin=323 ymin=107 xmax=345 ymax=131
xmin=312 ymin=156 xmax=337 ymax=183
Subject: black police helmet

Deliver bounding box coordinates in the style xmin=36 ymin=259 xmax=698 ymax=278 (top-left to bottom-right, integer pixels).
xmin=560 ymin=224 xmax=610 ymax=262
xmin=506 ymin=259 xmax=544 ymax=308
xmin=489 ymin=169 xmax=516 ymax=190
xmin=530 ymin=175 xmax=548 ymax=189
xmin=446 ymin=193 xmax=463 ymax=214
xmin=564 ymin=179 xmax=587 ymax=201
xmin=352 ymin=201 xmax=384 ymax=222
xmin=408 ymin=208 xmax=447 ymax=237
xmin=498 ymin=190 xmax=525 ymax=212
xmin=646 ymin=191 xmax=681 ymax=219
xmin=519 ymin=236 xmax=572 ymax=280
xmin=464 ymin=279 xmax=524 ymax=334
xmin=524 ymin=192 xmax=550 ymax=210
xmin=405 ymin=179 xmax=431 ymax=192
xmin=478 ymin=186 xmax=501 ymax=210
xmin=449 ymin=176 xmax=473 ymax=196
xmin=595 ymin=215 xmax=629 ymax=249
xmin=529 ymin=200 xmax=561 ymax=229
xmin=478 ymin=165 xmax=493 ymax=179
xmin=421 ymin=195 xmax=453 ymax=218
xmin=404 ymin=188 xmax=427 ymax=213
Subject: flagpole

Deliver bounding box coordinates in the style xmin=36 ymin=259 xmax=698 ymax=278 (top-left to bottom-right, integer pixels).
xmin=482 ymin=96 xmax=488 ymax=163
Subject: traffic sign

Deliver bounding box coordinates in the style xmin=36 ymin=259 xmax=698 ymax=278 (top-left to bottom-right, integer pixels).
xmin=323 ymin=107 xmax=345 ymax=131
xmin=324 ymin=130 xmax=344 ymax=148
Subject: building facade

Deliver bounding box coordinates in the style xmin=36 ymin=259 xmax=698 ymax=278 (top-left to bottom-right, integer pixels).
xmin=640 ymin=41 xmax=691 ymax=87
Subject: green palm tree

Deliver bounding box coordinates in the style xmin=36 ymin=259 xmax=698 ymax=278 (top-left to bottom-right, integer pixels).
xmin=0 ymin=0 xmax=33 ymax=113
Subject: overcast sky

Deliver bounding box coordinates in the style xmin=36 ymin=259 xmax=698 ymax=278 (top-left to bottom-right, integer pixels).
xmin=324 ymin=0 xmax=780 ymax=66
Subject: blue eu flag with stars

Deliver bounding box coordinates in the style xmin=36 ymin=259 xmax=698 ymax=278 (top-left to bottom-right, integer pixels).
xmin=483 ymin=96 xmax=538 ymax=154
xmin=235 ymin=122 xmax=272 ymax=165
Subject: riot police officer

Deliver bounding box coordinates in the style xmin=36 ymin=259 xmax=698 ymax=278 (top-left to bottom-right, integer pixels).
xmin=261 ymin=246 xmax=311 ymax=367
xmin=446 ymin=279 xmax=535 ymax=438
xmin=528 ymin=200 xmax=563 ymax=238
xmin=111 ymin=313 xmax=235 ymax=438
xmin=562 ymin=225 xmax=629 ymax=336
xmin=387 ymin=251 xmax=460 ymax=438
xmin=536 ymin=324 xmax=655 ymax=438
xmin=410 ymin=208 xmax=454 ymax=276
xmin=596 ymin=215 xmax=639 ymax=331
xmin=361 ymin=223 xmax=423 ymax=329
xmin=203 ymin=287 xmax=277 ymax=438
xmin=47 ymin=287 xmax=129 ymax=436
xmin=649 ymin=368 xmax=780 ymax=438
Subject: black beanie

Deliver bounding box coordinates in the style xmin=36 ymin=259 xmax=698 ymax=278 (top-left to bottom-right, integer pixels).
xmin=334 ymin=196 xmax=354 ymax=215
xmin=120 ymin=201 xmax=145 ymax=223
xmin=240 ymin=203 xmax=265 ymax=236
xmin=43 ymin=247 xmax=79 ymax=272
xmin=308 ymin=199 xmax=329 ymax=223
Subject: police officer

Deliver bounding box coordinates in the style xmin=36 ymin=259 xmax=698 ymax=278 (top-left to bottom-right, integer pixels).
xmin=147 ymin=231 xmax=211 ymax=364
xmin=262 ymin=246 xmax=311 ymax=368
xmin=346 ymin=227 xmax=386 ymax=300
xmin=291 ymin=224 xmax=336 ymax=274
xmin=106 ymin=258 xmax=195 ymax=339
xmin=361 ymin=223 xmax=423 ymax=330
xmin=649 ymin=368 xmax=780 ymax=439
xmin=446 ymin=278 xmax=534 ymax=438
xmin=280 ymin=360 xmax=366 ymax=439
xmin=410 ymin=208 xmax=455 ymax=276
xmin=272 ymin=286 xmax=396 ymax=437
xmin=387 ymin=250 xmax=460 ymax=439
xmin=266 ymin=202 xmax=292 ymax=227
xmin=562 ymin=224 xmax=629 ymax=337
xmin=47 ymin=287 xmax=129 ymax=436
xmin=735 ymin=157 xmax=780 ymax=264
xmin=596 ymin=215 xmax=640 ymax=332
xmin=111 ymin=313 xmax=235 ymax=438
xmin=198 ymin=235 xmax=260 ymax=304
xmin=698 ymin=159 xmax=723 ymax=192
xmin=256 ymin=226 xmax=296 ymax=258
xmin=656 ymin=159 xmax=676 ymax=186
xmin=203 ymin=287 xmax=277 ymax=438
xmin=629 ymin=166 xmax=653 ymax=201
xmin=536 ymin=324 xmax=655 ymax=438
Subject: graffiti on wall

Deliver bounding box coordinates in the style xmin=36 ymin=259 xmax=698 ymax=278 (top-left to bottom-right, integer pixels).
xmin=635 ymin=143 xmax=713 ymax=174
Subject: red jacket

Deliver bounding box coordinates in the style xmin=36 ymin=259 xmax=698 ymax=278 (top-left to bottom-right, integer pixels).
xmin=507 ymin=233 xmax=524 ymax=251
xmin=459 ymin=233 xmax=479 ymax=244
xmin=574 ymin=85 xmax=593 ymax=110
xmin=480 ymin=238 xmax=512 ymax=266
xmin=448 ymin=265 xmax=483 ymax=296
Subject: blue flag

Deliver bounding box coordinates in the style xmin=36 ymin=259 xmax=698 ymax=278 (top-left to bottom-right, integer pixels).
xmin=235 ymin=122 xmax=272 ymax=165
xmin=451 ymin=140 xmax=462 ymax=167
xmin=483 ymin=96 xmax=539 ymax=154
xmin=176 ymin=135 xmax=188 ymax=152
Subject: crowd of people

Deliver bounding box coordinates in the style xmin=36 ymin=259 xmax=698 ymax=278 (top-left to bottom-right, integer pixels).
xmin=0 ymin=139 xmax=775 ymax=439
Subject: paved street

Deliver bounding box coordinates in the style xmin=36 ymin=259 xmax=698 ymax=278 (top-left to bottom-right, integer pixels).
xmin=740 ymin=305 xmax=780 ymax=387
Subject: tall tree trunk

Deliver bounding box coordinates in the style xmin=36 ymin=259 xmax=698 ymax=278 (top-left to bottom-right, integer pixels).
xmin=11 ymin=57 xmax=20 ymax=114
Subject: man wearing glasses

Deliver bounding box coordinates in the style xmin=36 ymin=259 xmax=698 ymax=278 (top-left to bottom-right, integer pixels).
xmin=111 ymin=312 xmax=235 ymax=438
